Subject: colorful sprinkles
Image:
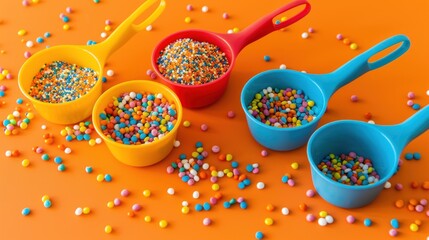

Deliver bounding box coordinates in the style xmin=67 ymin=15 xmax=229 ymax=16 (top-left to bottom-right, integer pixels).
xmin=98 ymin=91 xmax=178 ymax=145
xmin=317 ymin=152 xmax=380 ymax=185
xmin=247 ymin=87 xmax=318 ymax=127
xmin=29 ymin=61 xmax=98 ymax=103
xmin=156 ymin=38 xmax=230 ymax=85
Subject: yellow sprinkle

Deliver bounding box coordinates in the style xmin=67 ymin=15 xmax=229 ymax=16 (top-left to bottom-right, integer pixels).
xmin=96 ymin=174 xmax=104 ymax=182
xmin=350 ymin=43 xmax=358 ymax=50
xmin=291 ymin=162 xmax=299 ymax=170
xmin=144 ymin=215 xmax=152 ymax=222
xmin=104 ymin=25 xmax=111 ymax=31
xmin=226 ymin=154 xmax=233 ymax=161
xmin=142 ymin=189 xmax=151 ymax=197
xmin=41 ymin=195 xmax=50 ymax=202
xmin=63 ymin=24 xmax=70 ymax=31
xmin=183 ymin=120 xmax=191 ymax=127
xmin=319 ymin=211 xmax=328 ymax=218
xmin=18 ymin=29 xmax=27 ymax=36
xmin=107 ymin=201 xmax=114 ymax=208
xmin=264 ymin=217 xmax=274 ymax=226
xmin=83 ymin=207 xmax=91 ymax=214
xmin=181 ymin=206 xmax=189 ymax=214
xmin=184 ymin=17 xmax=191 ymax=23
xmin=211 ymin=183 xmax=220 ymax=191
xmin=88 ymin=139 xmax=96 ymax=146
xmin=104 ymin=225 xmax=112 ymax=233
xmin=409 ymin=223 xmax=419 ymax=232
xmin=159 ymin=219 xmax=168 ymax=228
xmin=22 ymin=159 xmax=30 ymax=167
xmin=233 ymin=27 xmax=240 ymax=33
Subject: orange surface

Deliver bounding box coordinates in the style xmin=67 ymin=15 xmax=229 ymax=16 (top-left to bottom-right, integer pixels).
xmin=1 ymin=0 xmax=429 ymax=239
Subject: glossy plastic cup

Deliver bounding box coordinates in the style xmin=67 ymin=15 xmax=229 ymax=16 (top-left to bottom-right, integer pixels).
xmin=18 ymin=0 xmax=166 ymax=125
xmin=92 ymin=80 xmax=182 ymax=167
xmin=151 ymin=0 xmax=311 ymax=108
xmin=307 ymin=105 xmax=429 ymax=208
xmin=241 ymin=35 xmax=410 ymax=151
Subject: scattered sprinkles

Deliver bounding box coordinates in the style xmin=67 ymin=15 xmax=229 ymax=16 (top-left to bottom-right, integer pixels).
xmin=157 ymin=38 xmax=230 ymax=85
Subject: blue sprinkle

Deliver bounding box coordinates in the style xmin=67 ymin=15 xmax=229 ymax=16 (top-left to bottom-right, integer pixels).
xmin=223 ymin=201 xmax=231 ymax=208
xmin=203 ymin=202 xmax=211 ymax=211
xmin=390 ymin=218 xmax=399 ymax=229
xmin=195 ymin=203 xmax=203 ymax=211
xmin=22 ymin=208 xmax=31 ymax=216
xmin=104 ymin=174 xmax=112 ymax=182
xmin=404 ymin=153 xmax=413 ymax=160
xmin=363 ymin=218 xmax=372 ymax=227
xmin=255 ymin=231 xmax=264 ymax=239
xmin=413 ymin=152 xmax=421 ymax=160
xmin=54 ymin=156 xmax=63 ymax=164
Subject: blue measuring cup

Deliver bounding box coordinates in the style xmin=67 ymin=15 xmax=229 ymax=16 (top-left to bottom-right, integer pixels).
xmin=240 ymin=35 xmax=410 ymax=151
xmin=307 ymin=105 xmax=429 ymax=208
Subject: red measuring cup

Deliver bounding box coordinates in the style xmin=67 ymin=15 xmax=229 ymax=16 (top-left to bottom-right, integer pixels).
xmin=151 ymin=0 xmax=311 ymax=108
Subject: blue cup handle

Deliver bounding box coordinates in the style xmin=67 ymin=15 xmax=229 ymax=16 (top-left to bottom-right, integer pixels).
xmin=376 ymin=105 xmax=429 ymax=153
xmin=312 ymin=34 xmax=410 ymax=98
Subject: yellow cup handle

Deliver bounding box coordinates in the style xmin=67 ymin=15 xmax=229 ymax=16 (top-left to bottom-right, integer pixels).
xmin=87 ymin=0 xmax=166 ymax=62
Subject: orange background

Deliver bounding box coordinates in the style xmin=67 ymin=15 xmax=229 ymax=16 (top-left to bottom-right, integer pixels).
xmin=1 ymin=0 xmax=429 ymax=239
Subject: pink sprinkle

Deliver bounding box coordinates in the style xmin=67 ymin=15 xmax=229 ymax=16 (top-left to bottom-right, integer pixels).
xmin=211 ymin=145 xmax=220 ymax=153
xmin=394 ymin=183 xmax=403 ymax=191
xmin=222 ymin=12 xmax=229 ymax=19
xmin=261 ymin=149 xmax=268 ymax=157
xmin=59 ymin=13 xmax=65 ymax=19
xmin=146 ymin=69 xmax=153 ymax=76
xmin=350 ymin=95 xmax=358 ymax=102
xmin=308 ymin=27 xmax=314 ymax=33
xmin=426 ymin=210 xmax=429 ymax=217
xmin=420 ymin=198 xmax=427 ymax=206
xmin=210 ymin=176 xmax=218 ymax=183
xmin=336 ymin=33 xmax=343 ymax=40
xmin=202 ymin=217 xmax=212 ymax=226
xmin=306 ymin=189 xmax=316 ymax=198
xmin=407 ymin=91 xmax=415 ymax=99
xmin=187 ymin=179 xmax=195 ymax=185
xmin=6 ymin=73 xmax=13 ymax=79
xmin=36 ymin=147 xmax=44 ymax=154
xmin=166 ymin=166 xmax=174 ymax=174
xmin=66 ymin=7 xmax=73 ymax=13
xmin=121 ymin=189 xmax=130 ymax=197
xmin=22 ymin=0 xmax=30 ymax=6
xmin=113 ymin=198 xmax=121 ymax=206
xmin=200 ymin=123 xmax=208 ymax=131
xmin=389 ymin=229 xmax=398 ymax=237
xmin=237 ymin=197 xmax=244 ymax=203
xmin=0 ymin=85 xmax=6 ymax=91
xmin=306 ymin=213 xmax=316 ymax=222
xmin=209 ymin=197 xmax=217 ymax=205
xmin=407 ymin=100 xmax=414 ymax=106
xmin=415 ymin=204 xmax=424 ymax=212
xmin=132 ymin=203 xmax=142 ymax=212
xmin=24 ymin=51 xmax=31 ymax=58
xmin=252 ymin=168 xmax=259 ymax=174
xmin=186 ymin=4 xmax=193 ymax=11
xmin=287 ymin=179 xmax=295 ymax=187
xmin=178 ymin=172 xmax=185 ymax=177
xmin=227 ymin=110 xmax=235 ymax=118
xmin=105 ymin=19 xmax=112 ymax=25
xmin=150 ymin=72 xmax=157 ymax=79
xmin=346 ymin=215 xmax=355 ymax=224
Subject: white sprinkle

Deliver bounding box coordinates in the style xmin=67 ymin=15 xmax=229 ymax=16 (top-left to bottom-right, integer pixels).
xmin=201 ymin=6 xmax=209 ymax=13
xmin=100 ymin=32 xmax=107 ymax=38
xmin=75 ymin=207 xmax=83 ymax=216
xmin=41 ymin=124 xmax=47 ymax=130
xmin=192 ymin=191 xmax=200 ymax=199
xmin=279 ymin=64 xmax=287 ymax=69
xmin=182 ymin=201 xmax=188 ymax=207
xmin=26 ymin=40 xmax=34 ymax=48
xmin=106 ymin=69 xmax=114 ymax=77
xmin=301 ymin=32 xmax=309 ymax=39
xmin=167 ymin=187 xmax=175 ymax=195
xmin=325 ymin=215 xmax=334 ymax=224
xmin=64 ymin=147 xmax=72 ymax=154
xmin=256 ymin=182 xmax=265 ymax=190
xmin=384 ymin=181 xmax=391 ymax=189
xmin=146 ymin=25 xmax=153 ymax=31
xmin=281 ymin=207 xmax=290 ymax=215
xmin=173 ymin=140 xmax=181 ymax=147
xmin=318 ymin=217 xmax=328 ymax=226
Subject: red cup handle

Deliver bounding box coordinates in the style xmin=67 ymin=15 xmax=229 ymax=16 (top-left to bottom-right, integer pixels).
xmin=225 ymin=0 xmax=311 ymax=55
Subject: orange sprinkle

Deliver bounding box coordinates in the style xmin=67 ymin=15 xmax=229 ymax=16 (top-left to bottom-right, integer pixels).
xmin=394 ymin=199 xmax=404 ymax=208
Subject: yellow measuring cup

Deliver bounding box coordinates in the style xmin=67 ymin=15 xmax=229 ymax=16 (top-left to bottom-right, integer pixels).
xmin=18 ymin=0 xmax=166 ymax=125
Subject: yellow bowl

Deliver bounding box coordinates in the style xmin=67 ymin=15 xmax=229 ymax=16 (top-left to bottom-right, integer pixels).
xmin=92 ymin=80 xmax=182 ymax=167
xmin=17 ymin=0 xmax=166 ymax=125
